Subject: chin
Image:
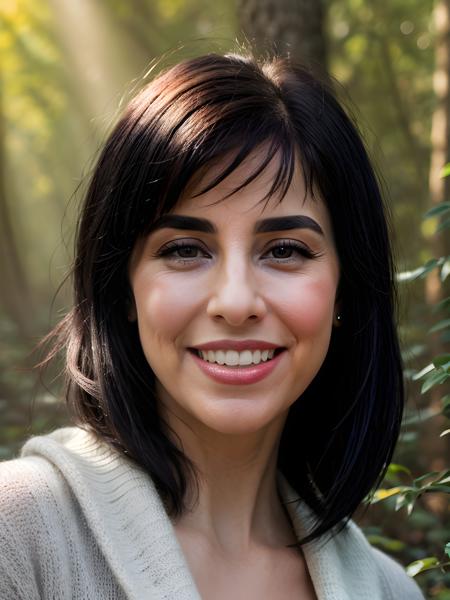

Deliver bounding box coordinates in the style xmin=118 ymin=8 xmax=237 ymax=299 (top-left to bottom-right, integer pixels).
xmin=194 ymin=400 xmax=287 ymax=436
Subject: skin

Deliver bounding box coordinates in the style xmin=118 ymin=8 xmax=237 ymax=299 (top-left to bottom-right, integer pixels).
xmin=129 ymin=150 xmax=340 ymax=599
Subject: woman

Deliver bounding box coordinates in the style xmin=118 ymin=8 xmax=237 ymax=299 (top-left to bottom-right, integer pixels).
xmin=0 ymin=53 xmax=424 ymax=599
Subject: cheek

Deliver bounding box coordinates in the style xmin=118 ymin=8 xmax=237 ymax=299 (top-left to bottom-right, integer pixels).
xmin=268 ymin=275 xmax=336 ymax=337
xmin=133 ymin=271 xmax=206 ymax=345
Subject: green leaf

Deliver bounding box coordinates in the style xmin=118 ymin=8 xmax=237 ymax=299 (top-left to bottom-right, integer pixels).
xmin=441 ymin=258 xmax=450 ymax=282
xmin=366 ymin=534 xmax=405 ymax=552
xmin=433 ymin=296 xmax=450 ymax=313
xmin=424 ymin=202 xmax=450 ymax=219
xmin=434 ymin=354 xmax=450 ymax=368
xmin=420 ymin=259 xmax=442 ymax=278
xmin=442 ymin=394 xmax=450 ymax=418
xmin=428 ymin=484 xmax=450 ymax=493
xmin=395 ymin=490 xmax=418 ymax=515
xmin=412 ymin=363 xmax=434 ymax=380
xmin=437 ymin=217 xmax=450 ymax=233
xmin=401 ymin=406 xmax=440 ymax=427
xmin=435 ymin=471 xmax=450 ymax=484
xmin=414 ymin=471 xmax=441 ymax=485
xmin=421 ymin=370 xmax=449 ymax=394
xmin=440 ymin=163 xmax=450 ymax=178
xmin=406 ymin=557 xmax=440 ymax=577
xmin=398 ymin=431 xmax=418 ymax=443
xmin=414 ymin=470 xmax=450 ymax=492
xmin=429 ymin=319 xmax=450 ymax=333
xmin=445 ymin=543 xmax=450 ymax=559
xmin=387 ymin=463 xmax=412 ymax=477
xmin=397 ymin=259 xmax=440 ymax=282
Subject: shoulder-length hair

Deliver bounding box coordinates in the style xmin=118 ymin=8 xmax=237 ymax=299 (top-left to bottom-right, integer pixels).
xmin=50 ymin=53 xmax=403 ymax=544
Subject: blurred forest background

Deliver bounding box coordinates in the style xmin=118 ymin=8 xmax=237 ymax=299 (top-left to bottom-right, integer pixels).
xmin=0 ymin=0 xmax=449 ymax=597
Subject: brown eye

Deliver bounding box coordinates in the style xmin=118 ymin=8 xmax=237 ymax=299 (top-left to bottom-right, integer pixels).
xmin=263 ymin=240 xmax=320 ymax=262
xmin=272 ymin=245 xmax=293 ymax=259
xmin=177 ymin=245 xmax=199 ymax=258
xmin=156 ymin=240 xmax=211 ymax=262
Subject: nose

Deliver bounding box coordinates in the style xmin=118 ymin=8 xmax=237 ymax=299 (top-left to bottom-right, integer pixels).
xmin=206 ymin=256 xmax=267 ymax=326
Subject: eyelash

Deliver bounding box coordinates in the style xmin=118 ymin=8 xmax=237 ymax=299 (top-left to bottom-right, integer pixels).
xmin=155 ymin=239 xmax=322 ymax=264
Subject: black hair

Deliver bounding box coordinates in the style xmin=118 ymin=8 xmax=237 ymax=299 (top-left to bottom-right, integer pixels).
xmin=49 ymin=52 xmax=403 ymax=544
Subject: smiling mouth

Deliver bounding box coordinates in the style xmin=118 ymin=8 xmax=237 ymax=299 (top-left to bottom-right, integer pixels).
xmin=188 ymin=347 xmax=286 ymax=367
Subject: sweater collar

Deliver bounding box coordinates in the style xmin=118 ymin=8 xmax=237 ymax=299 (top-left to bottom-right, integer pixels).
xmin=22 ymin=427 xmax=383 ymax=600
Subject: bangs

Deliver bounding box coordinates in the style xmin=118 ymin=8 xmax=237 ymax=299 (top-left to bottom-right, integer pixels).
xmin=122 ymin=55 xmax=315 ymax=231
xmin=187 ymin=136 xmax=299 ymax=210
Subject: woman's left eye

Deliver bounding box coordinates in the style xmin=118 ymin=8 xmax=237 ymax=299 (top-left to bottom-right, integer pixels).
xmin=263 ymin=240 xmax=320 ymax=262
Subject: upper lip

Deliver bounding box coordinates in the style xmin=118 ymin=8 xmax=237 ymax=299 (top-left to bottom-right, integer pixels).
xmin=190 ymin=340 xmax=284 ymax=351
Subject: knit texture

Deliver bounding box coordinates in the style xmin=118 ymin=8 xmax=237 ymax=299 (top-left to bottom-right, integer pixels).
xmin=0 ymin=427 xmax=424 ymax=599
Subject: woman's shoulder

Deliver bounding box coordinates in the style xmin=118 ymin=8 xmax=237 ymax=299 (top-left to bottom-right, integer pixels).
xmin=279 ymin=476 xmax=425 ymax=599
xmin=0 ymin=432 xmax=91 ymax=557
xmin=336 ymin=519 xmax=425 ymax=599
xmin=0 ymin=427 xmax=201 ymax=599
xmin=0 ymin=450 xmax=73 ymax=526
xmin=0 ymin=447 xmax=82 ymax=599
xmin=0 ymin=429 xmax=140 ymax=599
xmin=1 ymin=428 xmax=90 ymax=514
xmin=368 ymin=544 xmax=425 ymax=598
xmin=0 ymin=427 xmax=110 ymax=552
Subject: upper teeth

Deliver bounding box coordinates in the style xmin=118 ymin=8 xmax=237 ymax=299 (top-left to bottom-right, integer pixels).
xmin=197 ymin=349 xmax=276 ymax=366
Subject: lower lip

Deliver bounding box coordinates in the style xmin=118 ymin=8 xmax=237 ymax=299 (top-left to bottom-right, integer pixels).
xmin=189 ymin=350 xmax=286 ymax=385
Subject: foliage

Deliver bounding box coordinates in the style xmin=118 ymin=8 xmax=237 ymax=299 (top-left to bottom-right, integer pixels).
xmin=328 ymin=0 xmax=435 ymax=264
xmin=366 ymin=169 xmax=450 ymax=597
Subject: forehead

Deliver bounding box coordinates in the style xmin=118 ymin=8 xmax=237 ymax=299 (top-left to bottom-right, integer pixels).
xmin=173 ymin=149 xmax=334 ymax=235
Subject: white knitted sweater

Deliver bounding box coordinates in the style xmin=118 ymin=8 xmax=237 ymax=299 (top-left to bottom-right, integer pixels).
xmin=0 ymin=427 xmax=424 ymax=599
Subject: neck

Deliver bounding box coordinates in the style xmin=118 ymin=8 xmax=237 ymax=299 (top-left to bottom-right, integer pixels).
xmin=167 ymin=412 xmax=295 ymax=554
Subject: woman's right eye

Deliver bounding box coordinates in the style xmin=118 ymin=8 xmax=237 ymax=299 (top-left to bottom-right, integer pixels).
xmin=155 ymin=240 xmax=210 ymax=262
xmin=177 ymin=246 xmax=198 ymax=258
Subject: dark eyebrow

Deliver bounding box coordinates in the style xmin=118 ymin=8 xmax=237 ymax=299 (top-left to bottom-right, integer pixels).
xmin=254 ymin=215 xmax=324 ymax=235
xmin=149 ymin=215 xmax=217 ymax=233
xmin=149 ymin=214 xmax=323 ymax=236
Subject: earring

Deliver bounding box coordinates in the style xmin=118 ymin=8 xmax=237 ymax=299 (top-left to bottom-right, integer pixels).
xmin=334 ymin=312 xmax=342 ymax=327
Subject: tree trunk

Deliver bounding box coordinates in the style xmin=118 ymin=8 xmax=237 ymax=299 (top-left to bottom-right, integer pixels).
xmin=427 ymin=0 xmax=450 ymax=270
xmin=237 ymin=0 xmax=327 ymax=74
xmin=420 ymin=0 xmax=450 ymax=516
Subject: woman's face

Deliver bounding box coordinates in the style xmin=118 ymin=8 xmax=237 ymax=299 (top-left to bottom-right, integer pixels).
xmin=129 ymin=152 xmax=340 ymax=437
